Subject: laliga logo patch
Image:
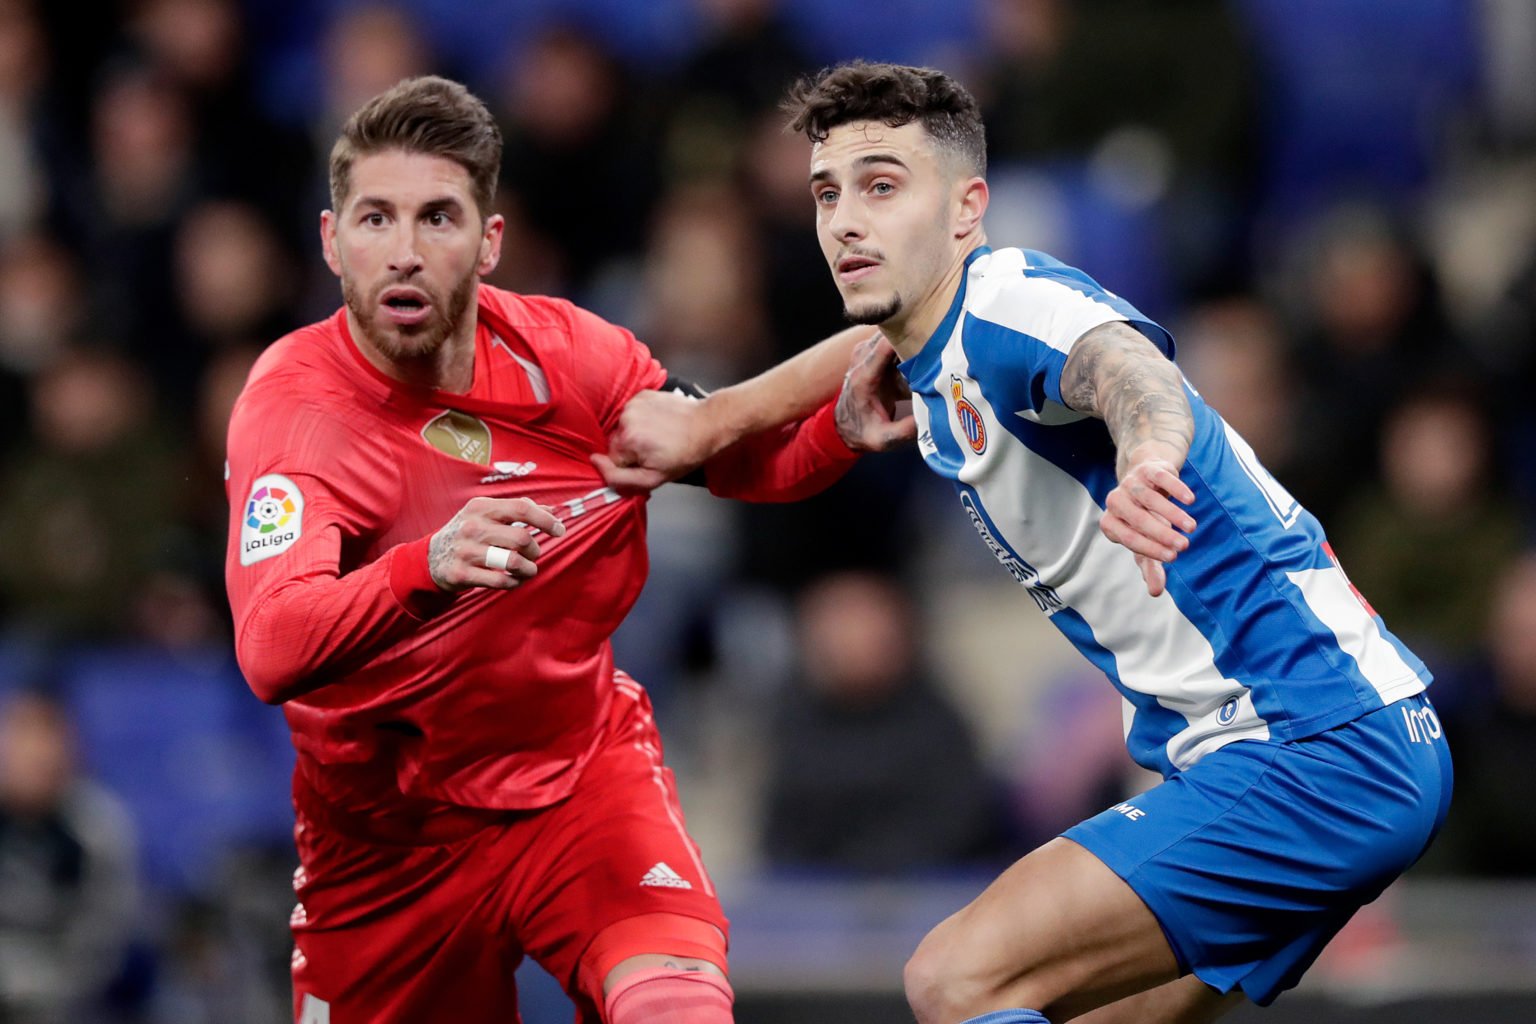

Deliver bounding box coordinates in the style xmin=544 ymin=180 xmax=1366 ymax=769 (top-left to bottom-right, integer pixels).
xmin=951 ymin=375 xmax=987 ymax=454
xmin=240 ymin=474 xmax=305 ymax=565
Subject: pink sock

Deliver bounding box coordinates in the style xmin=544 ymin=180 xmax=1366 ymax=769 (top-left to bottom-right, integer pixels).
xmin=603 ymin=968 xmax=734 ymax=1024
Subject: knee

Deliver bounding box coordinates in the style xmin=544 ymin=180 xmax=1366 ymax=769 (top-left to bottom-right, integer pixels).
xmin=904 ymin=924 xmax=1003 ymax=1024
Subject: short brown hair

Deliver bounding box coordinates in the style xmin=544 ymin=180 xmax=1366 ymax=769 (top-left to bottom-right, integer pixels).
xmin=329 ymin=75 xmax=502 ymax=218
xmin=782 ymin=61 xmax=986 ymax=177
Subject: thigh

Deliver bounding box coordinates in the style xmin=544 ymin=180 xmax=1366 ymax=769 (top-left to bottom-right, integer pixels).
xmin=908 ymin=836 xmax=1183 ymax=1022
xmin=290 ymin=815 xmax=526 ymax=1024
xmin=1064 ymin=694 xmax=1452 ymax=1008
xmin=514 ymin=678 xmax=730 ymax=1012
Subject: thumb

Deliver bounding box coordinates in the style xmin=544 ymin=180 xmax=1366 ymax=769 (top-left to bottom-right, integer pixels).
xmin=591 ymin=452 xmax=668 ymax=495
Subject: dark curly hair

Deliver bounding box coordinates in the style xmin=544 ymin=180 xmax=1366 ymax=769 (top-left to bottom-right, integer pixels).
xmin=330 ymin=76 xmax=503 ymax=219
xmin=782 ymin=61 xmax=986 ymax=177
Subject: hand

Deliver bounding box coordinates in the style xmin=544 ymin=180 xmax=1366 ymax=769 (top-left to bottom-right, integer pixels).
xmin=835 ymin=333 xmax=917 ymax=452
xmin=593 ymin=388 xmax=719 ymax=495
xmin=427 ymin=497 xmax=566 ymax=592
xmin=1099 ymin=447 xmax=1196 ymax=598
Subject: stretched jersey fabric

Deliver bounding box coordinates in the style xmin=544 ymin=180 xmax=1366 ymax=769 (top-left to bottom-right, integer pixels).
xmin=225 ymin=285 xmax=856 ymax=811
xmin=902 ymin=247 xmax=1430 ymax=777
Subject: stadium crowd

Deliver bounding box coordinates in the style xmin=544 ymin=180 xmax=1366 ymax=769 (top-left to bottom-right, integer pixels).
xmin=0 ymin=0 xmax=1534 ymax=1020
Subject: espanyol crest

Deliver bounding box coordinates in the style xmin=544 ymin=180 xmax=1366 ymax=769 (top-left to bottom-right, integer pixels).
xmin=951 ymin=375 xmax=987 ymax=454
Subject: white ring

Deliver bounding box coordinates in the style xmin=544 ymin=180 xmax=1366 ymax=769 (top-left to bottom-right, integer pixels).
xmin=484 ymin=545 xmax=513 ymax=572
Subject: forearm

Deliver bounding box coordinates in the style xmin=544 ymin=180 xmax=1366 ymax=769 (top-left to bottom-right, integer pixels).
xmin=692 ymin=326 xmax=872 ymax=456
xmin=1060 ymin=322 xmax=1193 ymax=478
xmin=233 ymin=537 xmax=450 ymax=704
xmin=704 ymin=400 xmax=858 ymax=502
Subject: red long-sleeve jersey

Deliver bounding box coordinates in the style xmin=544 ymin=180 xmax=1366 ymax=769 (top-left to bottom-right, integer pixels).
xmin=225 ymin=286 xmax=856 ymax=811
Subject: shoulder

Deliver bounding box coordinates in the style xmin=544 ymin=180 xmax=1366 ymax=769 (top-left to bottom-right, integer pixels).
xmin=240 ymin=313 xmax=359 ymax=415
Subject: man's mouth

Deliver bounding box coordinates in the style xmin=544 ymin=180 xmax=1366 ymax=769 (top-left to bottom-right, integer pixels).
xmin=837 ymin=254 xmax=881 ymax=283
xmin=379 ymin=287 xmax=433 ymax=326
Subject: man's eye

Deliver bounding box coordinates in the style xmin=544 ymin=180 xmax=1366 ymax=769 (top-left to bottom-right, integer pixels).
xmin=364 ymin=213 xmax=386 ymax=227
xmin=427 ymin=212 xmax=450 ymax=226
xmin=872 ymin=182 xmax=895 ymax=195
xmin=818 ymin=189 xmax=839 ymax=204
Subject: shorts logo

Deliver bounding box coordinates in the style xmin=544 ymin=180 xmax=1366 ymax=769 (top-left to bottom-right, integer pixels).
xmin=1217 ymin=696 xmax=1240 ymax=726
xmin=951 ymin=375 xmax=987 ymax=454
xmin=240 ymin=474 xmax=304 ymax=565
xmin=1402 ymin=703 xmax=1442 ymax=745
xmin=422 ymin=409 xmax=492 ymax=465
xmin=640 ymin=862 xmax=692 ymax=890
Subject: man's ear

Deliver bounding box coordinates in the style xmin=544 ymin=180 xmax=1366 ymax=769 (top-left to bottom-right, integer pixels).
xmin=320 ymin=210 xmax=342 ymax=277
xmin=955 ymin=176 xmax=988 ymax=239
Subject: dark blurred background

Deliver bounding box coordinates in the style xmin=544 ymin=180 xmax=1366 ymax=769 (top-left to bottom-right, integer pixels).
xmin=1 ymin=0 xmax=1534 ymax=1021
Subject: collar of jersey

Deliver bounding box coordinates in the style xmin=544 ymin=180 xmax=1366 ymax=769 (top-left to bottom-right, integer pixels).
xmin=336 ymin=299 xmax=560 ymax=418
xmin=899 ymin=244 xmax=991 ymax=391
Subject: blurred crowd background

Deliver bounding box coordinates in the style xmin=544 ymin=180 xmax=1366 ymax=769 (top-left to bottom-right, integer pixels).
xmin=2 ymin=0 xmax=1536 ymax=1021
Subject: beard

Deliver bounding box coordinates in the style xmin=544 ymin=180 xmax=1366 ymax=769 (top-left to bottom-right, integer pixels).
xmin=843 ymin=293 xmax=903 ymax=326
xmin=343 ymin=268 xmax=478 ymax=363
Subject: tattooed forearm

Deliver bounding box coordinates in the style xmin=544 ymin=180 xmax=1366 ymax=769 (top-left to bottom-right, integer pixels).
xmin=1060 ymin=322 xmax=1193 ymax=478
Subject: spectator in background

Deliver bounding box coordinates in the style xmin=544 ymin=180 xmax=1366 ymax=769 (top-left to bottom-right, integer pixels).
xmin=496 ymin=25 xmax=662 ymax=293
xmin=1332 ymin=383 xmax=1525 ymax=680
xmin=0 ymin=0 xmax=47 ymax=237
xmin=0 ymin=231 xmax=82 ymax=439
xmin=173 ymin=200 xmax=299 ymax=355
xmin=0 ymin=690 xmax=139 ymax=1024
xmin=762 ymin=572 xmax=1003 ymax=874
xmin=0 ymin=349 xmax=179 ymax=642
xmin=1434 ymin=554 xmax=1536 ymax=876
xmin=1284 ymin=206 xmax=1460 ymax=523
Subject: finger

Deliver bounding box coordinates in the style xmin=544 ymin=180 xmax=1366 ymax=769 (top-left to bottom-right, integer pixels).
xmin=483 ymin=529 xmax=541 ymax=561
xmin=1106 ymin=495 xmax=1187 ymax=555
xmin=1146 ymin=466 xmax=1196 ymax=508
xmin=591 ymin=453 xmax=668 ymax=494
xmin=483 ymin=498 xmax=566 ymax=537
xmin=1101 ymin=512 xmax=1180 ymax=562
xmin=1138 ymin=555 xmax=1166 ymax=597
xmin=883 ymin=413 xmax=918 ymax=448
xmin=1132 ymin=486 xmax=1196 ymax=534
xmin=458 ymin=565 xmax=527 ymax=591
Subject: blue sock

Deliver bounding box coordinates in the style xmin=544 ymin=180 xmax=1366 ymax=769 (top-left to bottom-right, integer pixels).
xmin=959 ymin=1012 xmax=1050 ymax=1024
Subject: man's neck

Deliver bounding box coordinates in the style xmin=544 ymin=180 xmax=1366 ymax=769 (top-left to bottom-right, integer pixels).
xmin=884 ymin=234 xmax=986 ymax=362
xmin=346 ymin=307 xmax=478 ymax=394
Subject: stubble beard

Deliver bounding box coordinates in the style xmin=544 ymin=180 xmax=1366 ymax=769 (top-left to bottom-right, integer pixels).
xmin=843 ymin=293 xmax=903 ymax=327
xmin=344 ymin=269 xmax=478 ymax=364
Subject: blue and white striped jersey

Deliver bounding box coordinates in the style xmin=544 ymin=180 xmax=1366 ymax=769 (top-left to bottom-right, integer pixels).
xmin=903 ymin=247 xmax=1430 ymax=777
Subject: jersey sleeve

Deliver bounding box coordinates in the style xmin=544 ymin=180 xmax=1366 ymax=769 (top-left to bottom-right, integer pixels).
xmin=971 ymin=259 xmax=1176 ymax=413
xmin=557 ymin=301 xmax=669 ymax=433
xmin=224 ymin=385 xmax=453 ymax=705
xmin=701 ymin=399 xmax=859 ymax=502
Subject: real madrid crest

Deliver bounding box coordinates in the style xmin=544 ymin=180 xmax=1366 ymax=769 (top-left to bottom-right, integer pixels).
xmin=951 ymin=375 xmax=987 ymax=454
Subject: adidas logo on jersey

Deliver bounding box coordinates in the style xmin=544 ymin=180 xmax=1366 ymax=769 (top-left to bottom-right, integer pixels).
xmin=481 ymin=461 xmax=538 ymax=483
xmin=639 ymin=862 xmax=692 ymax=889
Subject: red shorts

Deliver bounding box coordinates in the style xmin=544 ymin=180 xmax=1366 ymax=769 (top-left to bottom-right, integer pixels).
xmin=288 ymin=678 xmax=729 ymax=1023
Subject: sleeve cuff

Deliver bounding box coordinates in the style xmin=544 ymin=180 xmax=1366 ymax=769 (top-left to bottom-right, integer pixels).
xmin=387 ymin=536 xmax=456 ymax=620
xmin=804 ymin=400 xmax=859 ymax=462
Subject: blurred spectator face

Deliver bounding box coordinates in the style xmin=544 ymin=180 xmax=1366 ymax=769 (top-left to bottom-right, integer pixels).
xmin=0 ymin=0 xmax=45 ymax=102
xmin=693 ymin=0 xmax=775 ymax=30
xmin=324 ymin=6 xmax=429 ymax=124
xmin=1178 ymin=298 xmax=1294 ymax=467
xmin=321 ymin=151 xmax=502 ymax=364
xmin=981 ymin=0 xmax=1065 ymax=63
xmin=132 ymin=0 xmax=241 ymax=91
xmin=1490 ymin=555 xmax=1536 ymax=712
xmin=32 ymin=349 xmax=152 ymax=455
xmin=798 ymin=573 xmax=915 ymax=706
xmin=0 ymin=232 xmax=80 ymax=372
xmin=745 ymin=111 xmax=819 ymax=223
xmin=1380 ymin=391 xmax=1488 ymax=519
xmin=644 ymin=184 xmax=764 ymax=365
xmin=92 ymin=67 xmax=194 ymax=222
xmin=1312 ymin=218 xmax=1416 ymax=353
xmin=176 ymin=201 xmax=288 ymax=339
xmin=505 ymin=28 xmax=615 ymax=145
xmin=0 ymin=693 xmax=75 ymax=817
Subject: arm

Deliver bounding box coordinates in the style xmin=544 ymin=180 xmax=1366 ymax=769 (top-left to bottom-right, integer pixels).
xmin=1059 ymin=321 xmax=1198 ymax=597
xmin=225 ymin=393 xmax=562 ymax=704
xmin=596 ymin=332 xmax=915 ymax=491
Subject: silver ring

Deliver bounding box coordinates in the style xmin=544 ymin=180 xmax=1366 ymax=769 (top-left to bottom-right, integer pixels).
xmin=484 ymin=545 xmax=513 ymax=572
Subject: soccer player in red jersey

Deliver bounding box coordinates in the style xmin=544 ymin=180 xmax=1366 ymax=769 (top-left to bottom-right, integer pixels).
xmin=224 ymin=76 xmax=905 ymax=1024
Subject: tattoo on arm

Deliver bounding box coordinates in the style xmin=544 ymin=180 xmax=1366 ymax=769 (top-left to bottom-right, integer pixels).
xmin=1060 ymin=322 xmax=1193 ymax=477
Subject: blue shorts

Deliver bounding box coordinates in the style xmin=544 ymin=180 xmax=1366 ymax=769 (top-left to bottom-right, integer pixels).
xmin=1063 ymin=693 xmax=1452 ymax=1007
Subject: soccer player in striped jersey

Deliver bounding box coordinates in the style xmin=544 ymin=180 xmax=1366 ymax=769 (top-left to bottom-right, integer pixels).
xmin=602 ymin=62 xmax=1452 ymax=1023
